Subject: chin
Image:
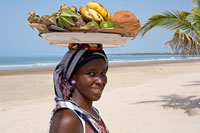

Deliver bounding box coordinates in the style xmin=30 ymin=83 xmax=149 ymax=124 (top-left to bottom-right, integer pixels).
xmin=92 ymin=95 xmax=102 ymax=101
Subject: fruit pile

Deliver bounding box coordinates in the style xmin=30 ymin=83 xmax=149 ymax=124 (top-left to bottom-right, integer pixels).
xmin=79 ymin=1 xmax=115 ymax=29
xmin=27 ymin=1 xmax=140 ymax=37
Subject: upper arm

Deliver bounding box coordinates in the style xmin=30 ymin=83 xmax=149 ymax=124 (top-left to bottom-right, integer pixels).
xmin=49 ymin=109 xmax=83 ymax=133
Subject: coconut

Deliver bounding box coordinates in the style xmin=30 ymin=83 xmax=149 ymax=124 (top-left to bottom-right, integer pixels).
xmin=111 ymin=10 xmax=141 ymax=37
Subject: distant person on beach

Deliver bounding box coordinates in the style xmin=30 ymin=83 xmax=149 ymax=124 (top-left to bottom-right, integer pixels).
xmin=49 ymin=43 xmax=109 ymax=133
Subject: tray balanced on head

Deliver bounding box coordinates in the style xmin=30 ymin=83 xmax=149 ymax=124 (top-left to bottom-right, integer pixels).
xmin=40 ymin=32 xmax=134 ymax=48
xmin=27 ymin=1 xmax=141 ymax=48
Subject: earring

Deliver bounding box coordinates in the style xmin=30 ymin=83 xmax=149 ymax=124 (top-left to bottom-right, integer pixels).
xmin=71 ymin=80 xmax=76 ymax=85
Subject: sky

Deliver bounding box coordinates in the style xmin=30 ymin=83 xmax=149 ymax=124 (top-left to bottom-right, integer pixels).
xmin=0 ymin=0 xmax=194 ymax=57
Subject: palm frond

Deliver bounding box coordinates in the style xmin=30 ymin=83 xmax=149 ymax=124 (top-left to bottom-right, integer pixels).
xmin=165 ymin=29 xmax=200 ymax=55
xmin=188 ymin=8 xmax=200 ymax=35
xmin=192 ymin=0 xmax=200 ymax=7
xmin=191 ymin=7 xmax=200 ymax=16
xmin=140 ymin=10 xmax=197 ymax=36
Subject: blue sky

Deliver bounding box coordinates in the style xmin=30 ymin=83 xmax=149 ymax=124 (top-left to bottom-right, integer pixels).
xmin=0 ymin=0 xmax=194 ymax=57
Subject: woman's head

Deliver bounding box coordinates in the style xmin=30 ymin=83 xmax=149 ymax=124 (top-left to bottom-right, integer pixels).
xmin=53 ymin=45 xmax=108 ymax=102
xmin=69 ymin=50 xmax=108 ymax=84
xmin=72 ymin=57 xmax=107 ymax=101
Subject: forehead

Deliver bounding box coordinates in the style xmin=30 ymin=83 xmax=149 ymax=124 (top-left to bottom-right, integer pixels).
xmin=78 ymin=58 xmax=106 ymax=71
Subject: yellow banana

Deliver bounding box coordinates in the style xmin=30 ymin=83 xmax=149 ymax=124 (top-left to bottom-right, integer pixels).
xmin=79 ymin=6 xmax=94 ymax=22
xmin=88 ymin=8 xmax=104 ymax=23
xmin=70 ymin=6 xmax=77 ymax=12
xmin=105 ymin=8 xmax=111 ymax=21
xmin=86 ymin=1 xmax=111 ymax=21
xmin=60 ymin=4 xmax=69 ymax=10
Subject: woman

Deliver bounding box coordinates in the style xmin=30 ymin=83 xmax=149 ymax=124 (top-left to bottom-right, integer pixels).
xmin=49 ymin=43 xmax=109 ymax=133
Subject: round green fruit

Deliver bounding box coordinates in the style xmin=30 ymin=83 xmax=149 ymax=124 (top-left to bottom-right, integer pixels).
xmin=107 ymin=20 xmax=116 ymax=27
xmin=100 ymin=20 xmax=116 ymax=28
xmin=86 ymin=21 xmax=100 ymax=28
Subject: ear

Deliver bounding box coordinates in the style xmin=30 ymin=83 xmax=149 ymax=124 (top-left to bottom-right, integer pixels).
xmin=71 ymin=74 xmax=78 ymax=85
xmin=71 ymin=74 xmax=76 ymax=81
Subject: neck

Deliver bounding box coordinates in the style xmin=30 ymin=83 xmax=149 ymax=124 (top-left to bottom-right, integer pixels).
xmin=71 ymin=89 xmax=93 ymax=113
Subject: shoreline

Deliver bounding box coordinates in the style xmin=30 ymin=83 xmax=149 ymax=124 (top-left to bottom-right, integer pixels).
xmin=0 ymin=59 xmax=199 ymax=76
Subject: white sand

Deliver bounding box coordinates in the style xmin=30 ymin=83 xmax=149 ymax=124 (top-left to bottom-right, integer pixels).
xmin=0 ymin=60 xmax=200 ymax=133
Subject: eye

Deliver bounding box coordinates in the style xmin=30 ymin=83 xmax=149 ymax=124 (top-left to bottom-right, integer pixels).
xmin=88 ymin=72 xmax=95 ymax=76
xmin=101 ymin=71 xmax=107 ymax=76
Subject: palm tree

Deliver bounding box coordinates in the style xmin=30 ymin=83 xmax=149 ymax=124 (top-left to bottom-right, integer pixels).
xmin=140 ymin=0 xmax=200 ymax=55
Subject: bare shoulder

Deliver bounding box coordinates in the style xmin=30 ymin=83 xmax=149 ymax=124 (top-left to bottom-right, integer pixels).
xmin=49 ymin=109 xmax=83 ymax=133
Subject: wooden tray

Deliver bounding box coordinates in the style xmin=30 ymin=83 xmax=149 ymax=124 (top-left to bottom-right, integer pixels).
xmin=40 ymin=32 xmax=134 ymax=48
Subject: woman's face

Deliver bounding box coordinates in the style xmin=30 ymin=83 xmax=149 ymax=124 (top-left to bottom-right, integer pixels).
xmin=73 ymin=58 xmax=107 ymax=101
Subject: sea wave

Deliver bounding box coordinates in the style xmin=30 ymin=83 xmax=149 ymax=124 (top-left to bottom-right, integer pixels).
xmin=0 ymin=63 xmax=58 ymax=70
xmin=109 ymin=56 xmax=200 ymax=64
xmin=0 ymin=55 xmax=199 ymax=70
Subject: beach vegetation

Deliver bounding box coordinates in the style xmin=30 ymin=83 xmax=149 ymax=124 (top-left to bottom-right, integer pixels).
xmin=140 ymin=0 xmax=200 ymax=55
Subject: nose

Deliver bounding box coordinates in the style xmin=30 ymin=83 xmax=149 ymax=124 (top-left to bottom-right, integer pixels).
xmin=95 ymin=75 xmax=107 ymax=86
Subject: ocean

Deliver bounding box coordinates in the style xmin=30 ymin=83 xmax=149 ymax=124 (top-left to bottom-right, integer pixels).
xmin=0 ymin=54 xmax=199 ymax=70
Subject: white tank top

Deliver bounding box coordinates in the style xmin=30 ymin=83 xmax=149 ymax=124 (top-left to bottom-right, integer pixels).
xmin=51 ymin=100 xmax=109 ymax=133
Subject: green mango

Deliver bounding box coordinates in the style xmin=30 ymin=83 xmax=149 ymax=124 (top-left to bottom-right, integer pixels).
xmin=100 ymin=20 xmax=116 ymax=28
xmin=87 ymin=21 xmax=100 ymax=28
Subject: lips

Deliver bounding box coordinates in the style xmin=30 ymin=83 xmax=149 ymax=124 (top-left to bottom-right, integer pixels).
xmin=92 ymin=88 xmax=103 ymax=90
xmin=91 ymin=87 xmax=103 ymax=94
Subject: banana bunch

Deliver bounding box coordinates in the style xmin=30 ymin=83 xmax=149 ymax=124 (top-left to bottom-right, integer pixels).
xmin=60 ymin=4 xmax=77 ymax=13
xmin=79 ymin=1 xmax=111 ymax=23
xmin=70 ymin=6 xmax=77 ymax=13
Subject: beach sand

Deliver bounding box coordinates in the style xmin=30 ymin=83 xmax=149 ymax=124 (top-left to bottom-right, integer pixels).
xmin=0 ymin=60 xmax=200 ymax=133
